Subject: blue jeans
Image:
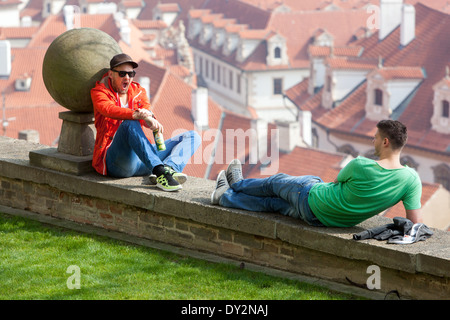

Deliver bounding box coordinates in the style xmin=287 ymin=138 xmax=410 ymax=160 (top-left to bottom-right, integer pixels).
xmin=220 ymin=173 xmax=324 ymax=227
xmin=105 ymin=120 xmax=201 ymax=178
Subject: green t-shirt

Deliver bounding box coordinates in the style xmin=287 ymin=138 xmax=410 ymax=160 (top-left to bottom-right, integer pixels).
xmin=308 ymin=156 xmax=422 ymax=227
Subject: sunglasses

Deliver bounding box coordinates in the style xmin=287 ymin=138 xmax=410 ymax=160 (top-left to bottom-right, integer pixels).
xmin=111 ymin=69 xmax=136 ymax=78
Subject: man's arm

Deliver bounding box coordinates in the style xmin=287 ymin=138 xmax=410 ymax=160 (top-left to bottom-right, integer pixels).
xmin=406 ymin=209 xmax=423 ymax=224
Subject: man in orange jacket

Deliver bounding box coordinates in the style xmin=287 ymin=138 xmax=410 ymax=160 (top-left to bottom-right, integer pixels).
xmin=91 ymin=53 xmax=200 ymax=191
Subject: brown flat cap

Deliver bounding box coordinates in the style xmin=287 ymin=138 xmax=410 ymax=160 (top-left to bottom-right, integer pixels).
xmin=110 ymin=53 xmax=138 ymax=69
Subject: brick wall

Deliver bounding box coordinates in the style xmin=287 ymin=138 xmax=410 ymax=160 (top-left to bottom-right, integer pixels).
xmin=2 ymin=174 xmax=449 ymax=300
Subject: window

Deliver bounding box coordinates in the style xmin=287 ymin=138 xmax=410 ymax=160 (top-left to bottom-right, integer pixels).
xmin=274 ymin=78 xmax=283 ymax=95
xmin=229 ymin=70 xmax=233 ymax=90
xmin=217 ymin=65 xmax=221 ymax=84
xmin=237 ymin=74 xmax=241 ymax=94
xmin=205 ymin=60 xmax=209 ymax=78
xmin=274 ymin=47 xmax=281 ymax=59
xmin=311 ymin=128 xmax=319 ymax=148
xmin=199 ymin=57 xmax=203 ymax=75
xmin=374 ymin=89 xmax=383 ymax=106
xmin=442 ymin=100 xmax=449 ymax=118
xmin=273 ymin=78 xmax=283 ymax=95
xmin=211 ymin=62 xmax=215 ymax=81
xmin=223 ymin=67 xmax=227 ymax=86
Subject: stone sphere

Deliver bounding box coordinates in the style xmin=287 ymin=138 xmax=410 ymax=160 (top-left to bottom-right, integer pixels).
xmin=42 ymin=28 xmax=122 ymax=112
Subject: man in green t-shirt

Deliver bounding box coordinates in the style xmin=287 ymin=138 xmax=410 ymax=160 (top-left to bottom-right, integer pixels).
xmin=211 ymin=120 xmax=422 ymax=227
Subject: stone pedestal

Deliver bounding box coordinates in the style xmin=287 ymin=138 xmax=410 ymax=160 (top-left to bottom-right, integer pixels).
xmin=29 ymin=111 xmax=96 ymax=175
xmin=57 ymin=111 xmax=96 ymax=156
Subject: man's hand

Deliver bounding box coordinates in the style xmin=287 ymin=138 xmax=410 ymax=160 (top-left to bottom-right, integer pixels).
xmin=133 ymin=108 xmax=152 ymax=119
xmin=133 ymin=109 xmax=164 ymax=133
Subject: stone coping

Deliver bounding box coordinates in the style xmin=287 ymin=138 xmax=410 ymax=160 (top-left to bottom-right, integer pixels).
xmin=1 ymin=136 xmax=449 ymax=281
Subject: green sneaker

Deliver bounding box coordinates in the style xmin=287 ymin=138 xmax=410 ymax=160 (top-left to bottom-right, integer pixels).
xmin=149 ymin=166 xmax=187 ymax=185
xmin=165 ymin=166 xmax=188 ymax=185
xmin=155 ymin=169 xmax=182 ymax=192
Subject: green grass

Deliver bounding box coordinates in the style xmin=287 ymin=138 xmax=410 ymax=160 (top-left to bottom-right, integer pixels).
xmin=0 ymin=212 xmax=360 ymax=300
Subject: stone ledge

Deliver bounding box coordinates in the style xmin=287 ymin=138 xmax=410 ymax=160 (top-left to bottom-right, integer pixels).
xmin=0 ymin=136 xmax=449 ymax=299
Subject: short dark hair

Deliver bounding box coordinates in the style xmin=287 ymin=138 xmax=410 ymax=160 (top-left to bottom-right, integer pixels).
xmin=376 ymin=120 xmax=408 ymax=150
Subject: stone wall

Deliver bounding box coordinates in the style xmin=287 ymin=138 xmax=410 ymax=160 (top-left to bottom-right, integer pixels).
xmin=0 ymin=136 xmax=449 ymax=300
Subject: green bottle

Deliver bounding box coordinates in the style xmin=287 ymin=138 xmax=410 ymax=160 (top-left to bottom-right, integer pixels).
xmin=153 ymin=130 xmax=166 ymax=151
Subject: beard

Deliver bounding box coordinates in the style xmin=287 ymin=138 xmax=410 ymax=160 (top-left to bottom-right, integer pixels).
xmin=111 ymin=77 xmax=130 ymax=94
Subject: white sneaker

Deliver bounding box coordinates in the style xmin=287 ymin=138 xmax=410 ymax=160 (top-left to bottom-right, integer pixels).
xmin=226 ymin=159 xmax=243 ymax=186
xmin=211 ymin=170 xmax=230 ymax=205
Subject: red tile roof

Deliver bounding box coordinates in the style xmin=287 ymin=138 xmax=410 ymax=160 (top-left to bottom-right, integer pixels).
xmin=241 ymin=0 xmax=450 ymax=14
xmin=351 ymin=3 xmax=450 ymax=153
xmin=309 ymin=45 xmax=363 ymax=57
xmin=0 ymin=26 xmax=39 ymax=39
xmin=325 ymin=56 xmax=379 ymax=70
xmin=155 ymin=3 xmax=181 ymax=13
xmin=374 ymin=67 xmax=426 ymax=80
xmin=287 ymin=2 xmax=450 ymax=156
xmin=0 ymin=12 xmax=151 ymax=146
xmin=246 ymin=147 xmax=347 ymax=182
xmin=188 ymin=6 xmax=375 ymax=70
xmin=132 ymin=19 xmax=167 ymax=29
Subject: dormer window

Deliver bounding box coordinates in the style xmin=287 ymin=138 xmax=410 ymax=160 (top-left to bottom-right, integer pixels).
xmin=431 ymin=75 xmax=450 ymax=134
xmin=15 ymin=75 xmax=32 ymax=91
xmin=266 ymin=33 xmax=288 ymax=66
xmin=374 ymin=89 xmax=383 ymax=106
xmin=366 ymin=67 xmax=424 ymax=121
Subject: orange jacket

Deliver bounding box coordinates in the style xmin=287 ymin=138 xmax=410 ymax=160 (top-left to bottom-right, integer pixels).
xmin=90 ymin=73 xmax=152 ymax=175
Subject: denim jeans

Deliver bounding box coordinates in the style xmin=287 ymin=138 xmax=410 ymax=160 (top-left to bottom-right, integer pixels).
xmin=105 ymin=120 xmax=201 ymax=178
xmin=220 ymin=173 xmax=324 ymax=227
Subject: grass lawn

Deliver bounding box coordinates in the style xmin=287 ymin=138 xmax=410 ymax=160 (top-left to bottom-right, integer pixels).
xmin=0 ymin=212 xmax=361 ymax=300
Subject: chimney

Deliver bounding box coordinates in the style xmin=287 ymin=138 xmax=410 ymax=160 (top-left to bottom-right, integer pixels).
xmin=250 ymin=118 xmax=268 ymax=164
xmin=120 ymin=19 xmax=131 ymax=45
xmin=400 ymin=4 xmax=415 ymax=47
xmin=63 ymin=5 xmax=81 ymax=30
xmin=299 ymin=110 xmax=312 ymax=146
xmin=275 ymin=120 xmax=300 ymax=153
xmin=379 ymin=0 xmax=403 ymax=41
xmin=0 ymin=41 xmax=11 ymax=78
xmin=21 ymin=16 xmax=32 ymax=27
xmin=139 ymin=76 xmax=150 ymax=100
xmin=191 ymin=87 xmax=209 ymax=129
xmin=64 ymin=5 xmax=74 ymax=30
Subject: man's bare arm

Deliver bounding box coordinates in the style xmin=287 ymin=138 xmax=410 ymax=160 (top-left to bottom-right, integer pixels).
xmin=406 ymin=209 xmax=423 ymax=224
